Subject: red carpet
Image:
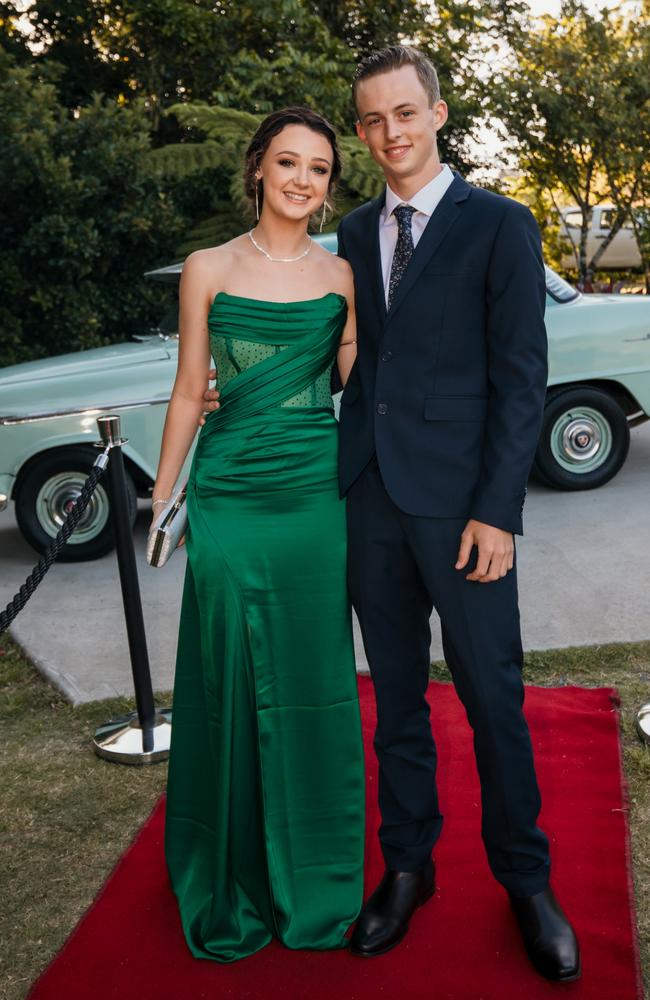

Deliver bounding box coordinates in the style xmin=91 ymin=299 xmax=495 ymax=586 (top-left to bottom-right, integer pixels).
xmin=28 ymin=679 xmax=642 ymax=1000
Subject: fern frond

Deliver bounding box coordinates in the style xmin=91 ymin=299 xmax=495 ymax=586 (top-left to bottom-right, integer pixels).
xmin=168 ymin=103 xmax=261 ymax=143
xmin=147 ymin=140 xmax=225 ymax=178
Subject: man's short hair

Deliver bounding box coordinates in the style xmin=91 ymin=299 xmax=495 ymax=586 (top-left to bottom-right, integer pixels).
xmin=352 ymin=45 xmax=441 ymax=115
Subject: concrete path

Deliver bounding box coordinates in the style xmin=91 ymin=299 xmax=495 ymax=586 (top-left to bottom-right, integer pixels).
xmin=2 ymin=425 xmax=649 ymax=704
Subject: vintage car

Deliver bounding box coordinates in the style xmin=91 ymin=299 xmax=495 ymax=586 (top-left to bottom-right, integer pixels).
xmin=1 ymin=234 xmax=649 ymax=560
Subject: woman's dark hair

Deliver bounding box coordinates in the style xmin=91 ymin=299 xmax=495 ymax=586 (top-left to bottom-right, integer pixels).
xmin=243 ymin=106 xmax=342 ymax=218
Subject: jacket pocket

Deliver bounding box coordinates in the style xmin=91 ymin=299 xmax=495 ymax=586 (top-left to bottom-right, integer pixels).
xmin=424 ymin=395 xmax=488 ymax=421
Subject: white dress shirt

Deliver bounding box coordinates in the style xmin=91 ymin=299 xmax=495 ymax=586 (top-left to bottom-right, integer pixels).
xmin=380 ymin=163 xmax=455 ymax=305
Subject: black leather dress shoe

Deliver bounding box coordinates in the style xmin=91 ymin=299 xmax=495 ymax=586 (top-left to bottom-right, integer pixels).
xmin=350 ymin=859 xmax=435 ymax=957
xmin=509 ymin=887 xmax=581 ymax=982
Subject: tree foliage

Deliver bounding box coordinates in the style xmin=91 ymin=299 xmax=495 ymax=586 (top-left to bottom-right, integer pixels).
xmin=3 ymin=0 xmax=497 ymax=156
xmin=310 ymin=0 xmax=431 ymax=54
xmin=0 ymin=55 xmax=182 ymax=367
xmin=489 ymin=0 xmax=650 ymax=284
xmin=6 ymin=0 xmax=608 ymax=364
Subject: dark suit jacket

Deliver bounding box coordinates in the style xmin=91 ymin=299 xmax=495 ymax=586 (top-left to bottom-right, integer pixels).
xmin=336 ymin=172 xmax=548 ymax=535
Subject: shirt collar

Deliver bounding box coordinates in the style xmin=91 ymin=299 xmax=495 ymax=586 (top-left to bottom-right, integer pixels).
xmin=383 ymin=163 xmax=453 ymax=220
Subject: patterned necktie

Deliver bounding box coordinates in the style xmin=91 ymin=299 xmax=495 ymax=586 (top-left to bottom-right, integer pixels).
xmin=387 ymin=204 xmax=416 ymax=310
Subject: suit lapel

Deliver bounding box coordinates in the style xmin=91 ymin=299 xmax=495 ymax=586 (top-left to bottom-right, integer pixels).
xmin=385 ymin=173 xmax=471 ymax=322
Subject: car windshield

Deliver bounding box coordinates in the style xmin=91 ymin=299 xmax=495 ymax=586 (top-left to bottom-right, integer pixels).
xmin=545 ymin=266 xmax=579 ymax=303
xmin=153 ymin=301 xmax=179 ymax=336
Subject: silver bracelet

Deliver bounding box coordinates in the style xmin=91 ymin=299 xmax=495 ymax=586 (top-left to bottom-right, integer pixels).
xmin=152 ymin=497 xmax=171 ymax=508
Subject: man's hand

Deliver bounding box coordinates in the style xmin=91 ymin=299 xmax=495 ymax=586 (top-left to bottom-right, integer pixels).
xmin=199 ymin=367 xmax=219 ymax=427
xmin=455 ymin=519 xmax=514 ymax=583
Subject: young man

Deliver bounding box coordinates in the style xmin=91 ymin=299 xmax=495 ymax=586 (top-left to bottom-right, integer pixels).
xmin=335 ymin=46 xmax=580 ymax=980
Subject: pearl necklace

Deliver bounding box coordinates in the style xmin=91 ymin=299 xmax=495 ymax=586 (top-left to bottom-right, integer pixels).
xmin=248 ymin=228 xmax=313 ymax=263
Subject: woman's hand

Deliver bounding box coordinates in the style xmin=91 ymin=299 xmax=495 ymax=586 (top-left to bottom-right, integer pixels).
xmin=149 ymin=498 xmax=166 ymax=536
xmin=148 ymin=506 xmax=186 ymax=548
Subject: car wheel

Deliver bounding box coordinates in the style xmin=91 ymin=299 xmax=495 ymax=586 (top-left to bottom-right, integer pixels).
xmin=534 ymin=388 xmax=630 ymax=490
xmin=14 ymin=447 xmax=137 ymax=561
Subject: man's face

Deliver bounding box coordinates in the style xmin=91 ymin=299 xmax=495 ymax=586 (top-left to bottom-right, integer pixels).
xmin=354 ymin=65 xmax=448 ymax=185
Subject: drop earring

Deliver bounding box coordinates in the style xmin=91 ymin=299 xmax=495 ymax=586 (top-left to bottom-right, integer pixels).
xmin=255 ymin=181 xmax=260 ymax=221
xmin=319 ymin=199 xmax=331 ymax=233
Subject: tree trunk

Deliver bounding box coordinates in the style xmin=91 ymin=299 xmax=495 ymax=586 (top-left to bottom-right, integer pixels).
xmin=588 ymin=210 xmax=628 ymax=273
xmin=578 ymin=211 xmax=591 ymax=289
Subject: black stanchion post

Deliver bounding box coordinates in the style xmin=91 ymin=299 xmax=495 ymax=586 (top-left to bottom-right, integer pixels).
xmin=91 ymin=414 xmax=172 ymax=764
xmin=106 ymin=434 xmax=156 ymax=737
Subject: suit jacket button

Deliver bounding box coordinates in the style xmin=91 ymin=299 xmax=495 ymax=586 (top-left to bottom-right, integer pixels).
xmin=380 ymin=352 xmax=392 ymax=362
xmin=377 ymin=403 xmax=388 ymax=415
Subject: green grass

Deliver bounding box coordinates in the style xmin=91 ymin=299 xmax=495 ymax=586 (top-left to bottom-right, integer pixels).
xmin=1 ymin=637 xmax=649 ymax=999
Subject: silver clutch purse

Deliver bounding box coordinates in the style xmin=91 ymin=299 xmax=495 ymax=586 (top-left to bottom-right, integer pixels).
xmin=146 ymin=481 xmax=188 ymax=568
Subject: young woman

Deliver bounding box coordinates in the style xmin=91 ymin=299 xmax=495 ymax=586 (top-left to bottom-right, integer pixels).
xmin=154 ymin=107 xmax=364 ymax=962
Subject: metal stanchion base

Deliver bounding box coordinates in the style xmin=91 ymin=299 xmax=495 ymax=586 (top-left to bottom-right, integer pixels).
xmin=93 ymin=709 xmax=172 ymax=764
xmin=636 ymin=703 xmax=650 ymax=745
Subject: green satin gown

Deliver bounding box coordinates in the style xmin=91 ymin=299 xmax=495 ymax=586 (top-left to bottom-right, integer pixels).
xmin=164 ymin=291 xmax=365 ymax=962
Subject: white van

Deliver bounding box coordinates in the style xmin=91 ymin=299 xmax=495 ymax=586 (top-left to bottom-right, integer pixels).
xmin=559 ymin=204 xmax=641 ymax=270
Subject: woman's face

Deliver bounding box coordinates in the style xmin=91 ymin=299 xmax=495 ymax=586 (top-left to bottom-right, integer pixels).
xmin=257 ymin=124 xmax=333 ymax=223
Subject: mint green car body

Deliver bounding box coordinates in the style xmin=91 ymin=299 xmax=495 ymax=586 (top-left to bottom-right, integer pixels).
xmin=1 ymin=233 xmax=649 ymax=558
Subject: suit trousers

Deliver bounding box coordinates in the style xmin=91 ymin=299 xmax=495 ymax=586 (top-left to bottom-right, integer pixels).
xmin=346 ymin=456 xmax=551 ymax=897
